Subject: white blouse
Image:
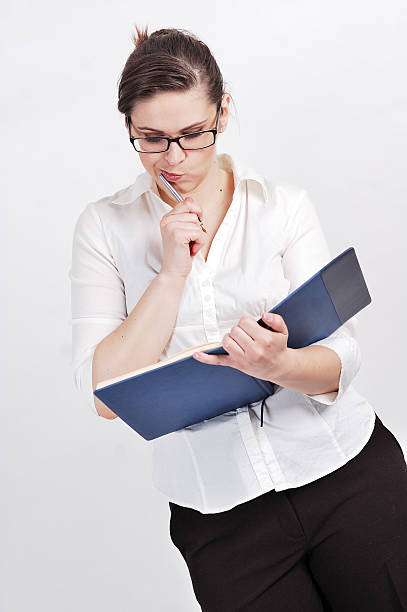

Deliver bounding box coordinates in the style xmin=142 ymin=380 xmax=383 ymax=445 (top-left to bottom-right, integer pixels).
xmin=69 ymin=152 xmax=376 ymax=514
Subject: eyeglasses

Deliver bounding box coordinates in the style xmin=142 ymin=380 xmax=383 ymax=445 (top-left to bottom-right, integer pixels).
xmin=126 ymin=103 xmax=222 ymax=153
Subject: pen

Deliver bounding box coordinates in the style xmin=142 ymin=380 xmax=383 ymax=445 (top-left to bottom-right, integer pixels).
xmin=158 ymin=173 xmax=207 ymax=233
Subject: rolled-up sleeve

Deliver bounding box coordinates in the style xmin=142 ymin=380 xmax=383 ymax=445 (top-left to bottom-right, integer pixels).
xmin=68 ymin=202 xmax=127 ymax=415
xmin=281 ymin=189 xmax=362 ymax=406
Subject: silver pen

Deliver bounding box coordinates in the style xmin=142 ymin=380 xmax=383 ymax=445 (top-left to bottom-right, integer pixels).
xmin=158 ymin=173 xmax=207 ymax=233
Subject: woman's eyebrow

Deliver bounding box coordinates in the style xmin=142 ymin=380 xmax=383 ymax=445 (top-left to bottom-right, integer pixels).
xmin=136 ymin=119 xmax=207 ymax=133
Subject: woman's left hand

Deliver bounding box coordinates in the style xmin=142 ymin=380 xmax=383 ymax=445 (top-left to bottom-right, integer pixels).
xmin=192 ymin=312 xmax=293 ymax=382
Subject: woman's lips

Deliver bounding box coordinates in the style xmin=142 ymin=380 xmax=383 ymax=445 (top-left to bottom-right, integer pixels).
xmin=160 ymin=170 xmax=183 ymax=181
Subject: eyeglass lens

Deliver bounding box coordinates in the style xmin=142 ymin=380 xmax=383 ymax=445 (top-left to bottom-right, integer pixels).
xmin=134 ymin=131 xmax=215 ymax=153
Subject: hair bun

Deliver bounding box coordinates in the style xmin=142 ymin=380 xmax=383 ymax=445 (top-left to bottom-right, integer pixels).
xmin=132 ymin=26 xmax=200 ymax=49
xmin=131 ymin=24 xmax=149 ymax=48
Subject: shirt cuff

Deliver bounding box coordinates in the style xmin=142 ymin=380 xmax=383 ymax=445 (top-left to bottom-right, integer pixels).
xmin=303 ymin=328 xmax=361 ymax=405
xmin=72 ymin=348 xmax=100 ymax=416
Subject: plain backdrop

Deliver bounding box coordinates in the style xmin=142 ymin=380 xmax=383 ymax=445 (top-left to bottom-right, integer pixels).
xmin=2 ymin=0 xmax=406 ymax=610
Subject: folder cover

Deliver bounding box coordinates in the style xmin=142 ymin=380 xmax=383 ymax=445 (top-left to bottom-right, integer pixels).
xmin=94 ymin=247 xmax=371 ymax=440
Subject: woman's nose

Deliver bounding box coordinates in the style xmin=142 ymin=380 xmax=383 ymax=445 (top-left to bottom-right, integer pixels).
xmin=163 ymin=140 xmax=186 ymax=164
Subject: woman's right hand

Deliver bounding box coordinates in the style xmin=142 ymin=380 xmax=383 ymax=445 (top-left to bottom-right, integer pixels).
xmin=159 ymin=197 xmax=206 ymax=279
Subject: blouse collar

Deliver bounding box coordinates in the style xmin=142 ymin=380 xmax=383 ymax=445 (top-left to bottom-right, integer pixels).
xmin=110 ymin=153 xmax=269 ymax=206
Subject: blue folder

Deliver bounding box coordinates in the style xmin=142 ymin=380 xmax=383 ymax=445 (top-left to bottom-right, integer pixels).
xmin=94 ymin=247 xmax=371 ymax=440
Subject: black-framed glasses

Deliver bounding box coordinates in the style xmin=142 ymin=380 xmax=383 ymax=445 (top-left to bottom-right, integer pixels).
xmin=126 ymin=103 xmax=222 ymax=153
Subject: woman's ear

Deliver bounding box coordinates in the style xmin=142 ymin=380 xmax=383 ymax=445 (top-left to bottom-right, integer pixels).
xmin=219 ymin=95 xmax=231 ymax=133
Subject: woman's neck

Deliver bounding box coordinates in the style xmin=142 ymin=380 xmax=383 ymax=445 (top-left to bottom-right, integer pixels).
xmin=155 ymin=160 xmax=231 ymax=215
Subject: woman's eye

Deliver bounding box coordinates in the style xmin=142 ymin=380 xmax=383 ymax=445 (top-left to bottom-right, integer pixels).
xmin=184 ymin=133 xmax=201 ymax=140
xmin=145 ymin=137 xmax=164 ymax=143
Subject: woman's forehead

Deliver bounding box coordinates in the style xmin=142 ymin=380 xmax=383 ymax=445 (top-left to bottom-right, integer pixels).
xmin=130 ymin=90 xmax=213 ymax=125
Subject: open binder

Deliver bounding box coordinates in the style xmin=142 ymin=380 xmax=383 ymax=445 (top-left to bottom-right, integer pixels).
xmin=94 ymin=247 xmax=371 ymax=440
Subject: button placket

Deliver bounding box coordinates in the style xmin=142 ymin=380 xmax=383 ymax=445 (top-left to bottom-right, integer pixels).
xmin=199 ymin=273 xmax=219 ymax=341
xmin=235 ymin=407 xmax=275 ymax=491
xmin=198 ymin=185 xmax=241 ymax=343
xmin=256 ymin=425 xmax=286 ymax=489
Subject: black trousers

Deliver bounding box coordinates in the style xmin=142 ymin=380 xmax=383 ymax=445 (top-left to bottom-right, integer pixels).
xmin=169 ymin=413 xmax=407 ymax=611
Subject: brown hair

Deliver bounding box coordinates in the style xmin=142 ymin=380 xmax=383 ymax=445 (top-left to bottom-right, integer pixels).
xmin=117 ymin=25 xmax=234 ymax=129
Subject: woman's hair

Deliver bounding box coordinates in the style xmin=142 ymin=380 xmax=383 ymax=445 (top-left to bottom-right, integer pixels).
xmin=117 ymin=25 xmax=234 ymax=129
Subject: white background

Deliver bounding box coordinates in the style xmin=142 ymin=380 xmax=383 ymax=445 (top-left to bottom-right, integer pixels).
xmin=2 ymin=0 xmax=406 ymax=610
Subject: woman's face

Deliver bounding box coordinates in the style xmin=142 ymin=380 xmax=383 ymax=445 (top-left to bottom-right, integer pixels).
xmin=126 ymin=87 xmax=230 ymax=194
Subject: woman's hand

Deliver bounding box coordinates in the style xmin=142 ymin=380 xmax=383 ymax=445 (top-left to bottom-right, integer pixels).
xmin=160 ymin=197 xmax=206 ymax=280
xmin=193 ymin=312 xmax=294 ymax=382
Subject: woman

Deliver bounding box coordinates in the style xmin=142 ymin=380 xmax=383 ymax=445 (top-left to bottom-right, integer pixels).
xmin=69 ymin=26 xmax=407 ymax=611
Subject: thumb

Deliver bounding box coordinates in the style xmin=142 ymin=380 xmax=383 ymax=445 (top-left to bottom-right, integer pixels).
xmin=262 ymin=312 xmax=288 ymax=335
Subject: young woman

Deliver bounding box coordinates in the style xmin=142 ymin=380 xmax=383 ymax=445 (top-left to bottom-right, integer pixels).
xmin=69 ymin=26 xmax=407 ymax=611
